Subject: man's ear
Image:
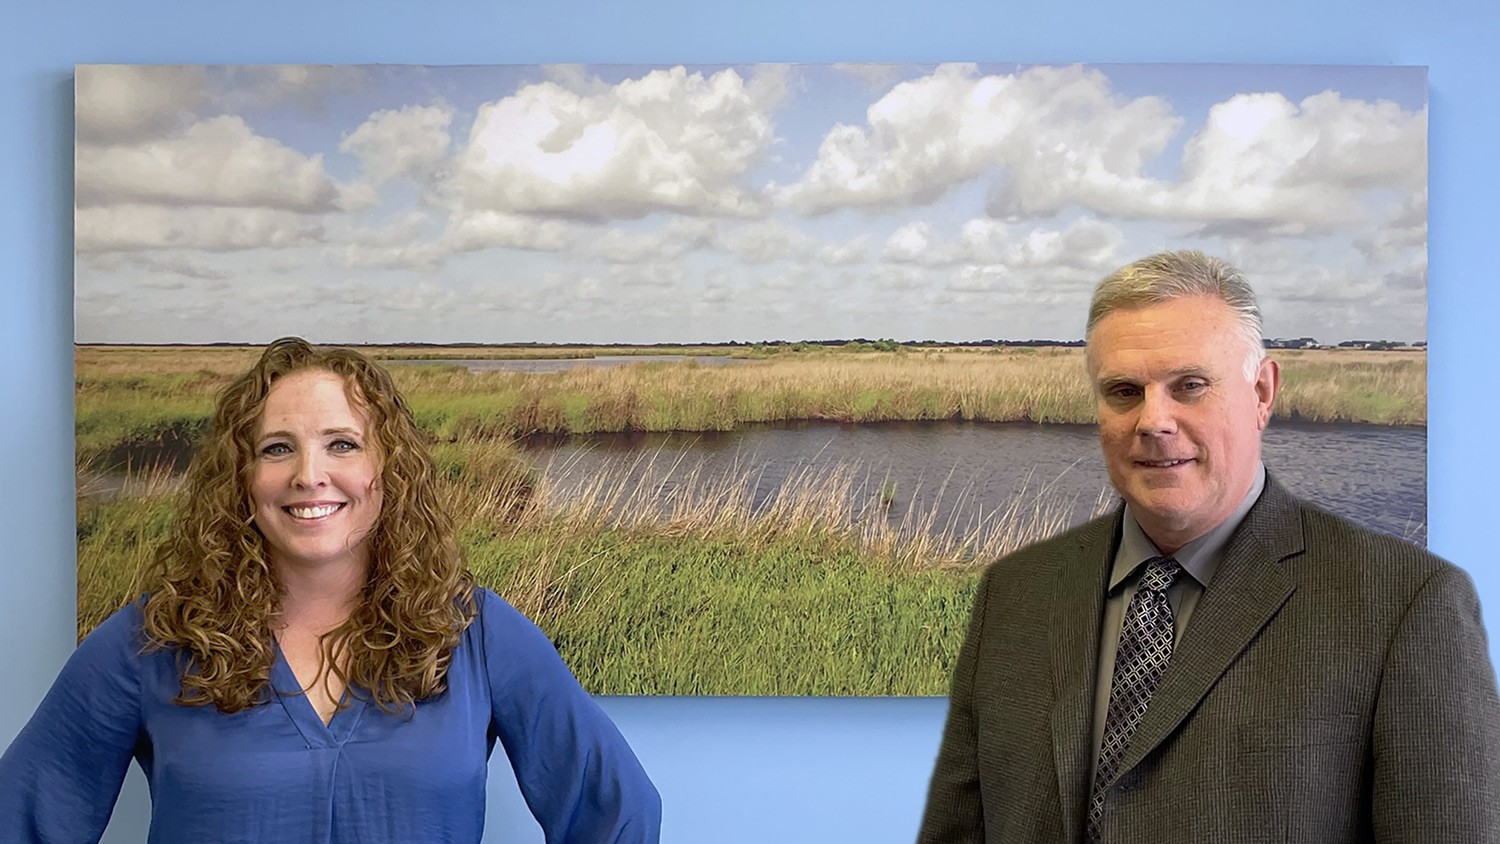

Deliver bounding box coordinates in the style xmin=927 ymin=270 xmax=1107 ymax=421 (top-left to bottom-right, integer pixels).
xmin=1254 ymin=356 xmax=1280 ymax=430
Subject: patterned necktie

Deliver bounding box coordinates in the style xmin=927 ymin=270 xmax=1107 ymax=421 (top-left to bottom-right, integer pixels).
xmin=1087 ymin=555 xmax=1182 ymax=842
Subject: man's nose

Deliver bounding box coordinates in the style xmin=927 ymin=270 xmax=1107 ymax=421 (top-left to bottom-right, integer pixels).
xmin=1135 ymin=386 xmax=1179 ymax=436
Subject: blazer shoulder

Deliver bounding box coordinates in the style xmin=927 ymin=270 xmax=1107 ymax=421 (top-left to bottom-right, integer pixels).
xmin=1296 ymin=498 xmax=1446 ymax=570
xmin=1290 ymin=496 xmax=1464 ymax=609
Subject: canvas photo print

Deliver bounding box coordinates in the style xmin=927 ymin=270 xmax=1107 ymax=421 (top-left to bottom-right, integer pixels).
xmin=75 ymin=62 xmax=1427 ymax=695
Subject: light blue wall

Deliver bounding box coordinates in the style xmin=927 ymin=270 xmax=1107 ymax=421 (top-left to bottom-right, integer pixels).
xmin=4 ymin=2 xmax=1496 ymax=842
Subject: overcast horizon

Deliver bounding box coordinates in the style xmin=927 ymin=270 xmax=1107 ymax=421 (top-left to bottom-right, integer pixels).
xmin=74 ymin=63 xmax=1428 ymax=346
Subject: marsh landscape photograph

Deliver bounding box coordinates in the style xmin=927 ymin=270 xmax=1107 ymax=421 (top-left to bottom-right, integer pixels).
xmin=75 ymin=62 xmax=1428 ymax=695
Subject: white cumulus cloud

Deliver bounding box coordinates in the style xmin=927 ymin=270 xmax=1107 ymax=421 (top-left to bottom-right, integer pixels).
xmin=883 ymin=216 xmax=1124 ymax=268
xmin=774 ymin=64 xmax=1179 ymax=216
xmin=883 ymin=222 xmax=947 ymax=265
xmin=817 ymin=236 xmax=869 ymax=265
xmin=776 ymin=64 xmax=1426 ymax=244
xmin=451 ymin=65 xmax=785 ymax=220
xmin=1171 ymin=91 xmax=1428 ymax=235
xmin=76 ymin=115 xmax=344 ymax=212
xmin=340 ymin=102 xmax=455 ymax=187
xmin=443 ymin=210 xmax=573 ymax=254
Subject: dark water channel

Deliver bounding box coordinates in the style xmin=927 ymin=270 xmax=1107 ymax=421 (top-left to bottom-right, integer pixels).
xmin=92 ymin=419 xmax=1427 ymax=544
xmin=523 ymin=421 xmax=1427 ymax=543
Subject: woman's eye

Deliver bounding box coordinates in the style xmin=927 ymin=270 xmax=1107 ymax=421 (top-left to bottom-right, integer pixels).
xmin=260 ymin=442 xmax=291 ymax=457
xmin=329 ymin=439 xmax=360 ymax=452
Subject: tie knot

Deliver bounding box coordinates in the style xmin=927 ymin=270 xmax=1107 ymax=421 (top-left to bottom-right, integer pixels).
xmin=1139 ymin=556 xmax=1181 ymax=593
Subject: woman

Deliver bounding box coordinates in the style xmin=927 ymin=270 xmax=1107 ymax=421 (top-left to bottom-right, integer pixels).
xmin=0 ymin=338 xmax=661 ymax=843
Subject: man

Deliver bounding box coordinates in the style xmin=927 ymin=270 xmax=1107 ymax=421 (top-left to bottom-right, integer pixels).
xmin=917 ymin=251 xmax=1500 ymax=843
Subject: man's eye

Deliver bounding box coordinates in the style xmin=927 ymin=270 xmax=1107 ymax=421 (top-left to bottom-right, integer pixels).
xmin=1179 ymin=380 xmax=1208 ymax=393
xmin=1108 ymin=385 xmax=1141 ymax=399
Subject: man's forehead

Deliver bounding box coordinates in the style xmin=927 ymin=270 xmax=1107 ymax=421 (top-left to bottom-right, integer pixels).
xmin=1088 ymin=300 xmax=1241 ymax=379
xmin=1093 ymin=359 xmax=1212 ymax=385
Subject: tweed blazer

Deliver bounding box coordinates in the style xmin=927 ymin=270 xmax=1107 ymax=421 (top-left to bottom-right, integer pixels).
xmin=917 ymin=474 xmax=1500 ymax=843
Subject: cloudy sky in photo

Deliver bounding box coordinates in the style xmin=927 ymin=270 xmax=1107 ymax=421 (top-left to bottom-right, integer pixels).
xmin=74 ymin=63 xmax=1427 ymax=345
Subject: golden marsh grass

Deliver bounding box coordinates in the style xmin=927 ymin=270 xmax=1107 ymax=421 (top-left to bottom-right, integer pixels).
xmin=74 ymin=345 xmax=1426 ymax=460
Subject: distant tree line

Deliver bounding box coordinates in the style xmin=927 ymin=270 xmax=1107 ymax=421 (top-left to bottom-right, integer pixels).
xmin=90 ymin=337 xmax=1423 ymax=350
xmin=1262 ymin=338 xmax=1426 ymax=351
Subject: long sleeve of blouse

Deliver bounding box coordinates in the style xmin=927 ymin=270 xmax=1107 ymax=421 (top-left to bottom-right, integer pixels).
xmin=0 ymin=589 xmax=661 ymax=843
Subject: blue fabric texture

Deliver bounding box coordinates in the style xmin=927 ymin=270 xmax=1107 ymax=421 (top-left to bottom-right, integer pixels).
xmin=0 ymin=588 xmax=661 ymax=843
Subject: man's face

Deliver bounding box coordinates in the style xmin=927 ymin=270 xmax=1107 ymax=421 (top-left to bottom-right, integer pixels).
xmin=1089 ymin=295 xmax=1279 ymax=553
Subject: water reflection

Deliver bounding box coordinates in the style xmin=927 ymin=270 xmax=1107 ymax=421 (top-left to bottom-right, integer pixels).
xmin=525 ymin=421 xmax=1427 ymax=543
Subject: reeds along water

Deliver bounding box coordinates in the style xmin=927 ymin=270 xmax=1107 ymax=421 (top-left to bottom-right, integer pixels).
xmin=484 ymin=442 xmax=1113 ymax=568
xmin=75 ymin=438 xmax=1114 ymax=695
xmin=439 ymin=440 xmax=1117 ymax=694
xmin=74 ymin=348 xmax=1428 ymax=458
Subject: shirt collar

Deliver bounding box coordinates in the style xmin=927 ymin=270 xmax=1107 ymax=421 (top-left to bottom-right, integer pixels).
xmin=1110 ymin=462 xmax=1267 ymax=592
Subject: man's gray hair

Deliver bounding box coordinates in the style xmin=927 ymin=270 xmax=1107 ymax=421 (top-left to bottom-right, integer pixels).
xmin=1086 ymin=250 xmax=1265 ymax=381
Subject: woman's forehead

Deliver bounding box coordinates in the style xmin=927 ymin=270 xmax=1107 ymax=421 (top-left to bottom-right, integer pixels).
xmin=259 ymin=369 xmax=370 ymax=429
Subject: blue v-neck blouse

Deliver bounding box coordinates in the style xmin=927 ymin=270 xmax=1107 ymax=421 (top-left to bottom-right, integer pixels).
xmin=0 ymin=588 xmax=661 ymax=843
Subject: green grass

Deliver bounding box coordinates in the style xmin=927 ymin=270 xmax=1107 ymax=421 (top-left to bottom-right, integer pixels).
xmin=75 ymin=466 xmax=177 ymax=639
xmin=75 ymin=478 xmax=981 ymax=696
xmin=77 ymin=438 xmax=1095 ymax=695
xmin=466 ymin=529 xmax=976 ymax=695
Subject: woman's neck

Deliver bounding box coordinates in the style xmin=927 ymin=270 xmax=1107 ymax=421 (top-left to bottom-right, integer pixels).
xmin=274 ymin=557 xmax=369 ymax=633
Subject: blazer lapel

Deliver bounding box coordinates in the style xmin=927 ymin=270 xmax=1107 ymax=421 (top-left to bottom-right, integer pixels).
xmin=1051 ymin=510 xmax=1120 ymax=842
xmin=1104 ymin=475 xmax=1306 ymax=787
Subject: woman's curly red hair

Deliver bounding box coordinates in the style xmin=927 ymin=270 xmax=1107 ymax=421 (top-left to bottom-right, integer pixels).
xmin=137 ymin=337 xmax=476 ymax=714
